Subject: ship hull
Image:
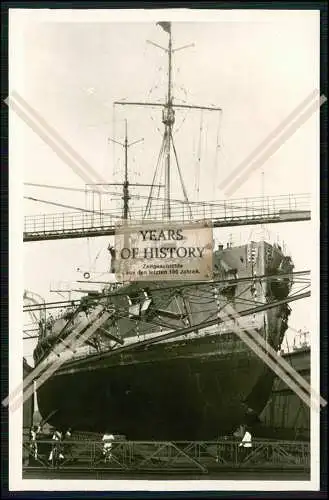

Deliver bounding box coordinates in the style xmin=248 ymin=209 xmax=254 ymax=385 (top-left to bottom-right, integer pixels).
xmin=34 ymin=241 xmax=293 ymax=439
xmin=37 ymin=342 xmax=276 ymax=440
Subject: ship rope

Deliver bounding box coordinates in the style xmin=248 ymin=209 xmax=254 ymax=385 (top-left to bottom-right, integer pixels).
xmin=146 ymin=70 xmax=166 ymax=137
xmin=24 ymin=196 xmax=106 ymax=215
xmin=24 ymin=271 xmax=309 ymax=313
xmin=144 ymin=133 xmax=166 ymax=218
xmin=288 ymin=283 xmax=311 ymax=297
xmin=24 ymin=287 xmax=310 ymax=345
xmin=170 ymin=129 xmax=192 ymax=216
xmin=149 ymin=113 xmax=163 ymax=137
xmin=145 ymin=70 xmax=166 ymax=133
xmin=88 ymin=245 xmax=103 ymax=275
xmin=25 ymin=283 xmax=306 ymax=319
xmin=112 ymin=103 xmax=117 ymax=179
xmin=172 ymin=89 xmax=190 ymax=136
xmin=86 ymin=238 xmax=92 ymax=273
xmin=185 ymin=283 xmax=255 ymax=328
xmin=25 ymin=182 xmax=281 ymax=211
xmin=173 ymin=106 xmax=191 ymax=136
xmin=155 ymin=154 xmax=165 ymax=202
xmin=194 ymin=110 xmax=203 ymax=201
xmin=212 ymin=111 xmax=222 ymax=199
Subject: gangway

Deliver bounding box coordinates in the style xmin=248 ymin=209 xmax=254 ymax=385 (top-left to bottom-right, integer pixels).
xmin=24 ymin=193 xmax=311 ymax=242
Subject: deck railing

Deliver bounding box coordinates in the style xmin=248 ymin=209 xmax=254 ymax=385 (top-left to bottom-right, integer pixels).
xmin=24 ymin=193 xmax=311 ymax=241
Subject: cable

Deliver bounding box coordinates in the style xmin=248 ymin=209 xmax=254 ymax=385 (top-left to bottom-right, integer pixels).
xmin=195 ymin=110 xmax=203 ymax=201
xmin=23 ymin=270 xmax=311 ymax=312
xmin=24 ymin=273 xmax=311 ymax=312
xmin=170 ymin=129 xmax=191 ymax=215
xmin=24 ymin=196 xmax=105 ymax=214
xmin=144 ymin=134 xmax=166 ymax=218
xmin=212 ymin=111 xmax=222 ymax=198
xmin=25 ymin=182 xmax=301 ymax=214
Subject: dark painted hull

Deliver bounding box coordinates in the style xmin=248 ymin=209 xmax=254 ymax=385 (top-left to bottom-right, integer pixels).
xmin=35 ymin=241 xmax=293 ymax=439
xmin=37 ymin=336 xmax=276 ymax=440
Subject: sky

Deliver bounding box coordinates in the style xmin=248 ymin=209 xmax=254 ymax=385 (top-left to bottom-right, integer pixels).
xmin=9 ymin=10 xmax=319 ymax=364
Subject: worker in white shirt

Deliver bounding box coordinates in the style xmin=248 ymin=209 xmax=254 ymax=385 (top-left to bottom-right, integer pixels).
xmin=48 ymin=430 xmax=64 ymax=464
xmin=29 ymin=425 xmax=41 ymax=460
xmin=238 ymin=426 xmax=252 ymax=462
xmin=102 ymin=433 xmax=115 ymax=463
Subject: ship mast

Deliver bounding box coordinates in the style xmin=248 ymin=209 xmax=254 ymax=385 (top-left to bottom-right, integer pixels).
xmin=123 ymin=119 xmax=130 ymax=221
xmin=114 ymin=22 xmax=222 ymax=221
xmin=108 ymin=119 xmax=145 ymax=221
xmin=163 ymin=24 xmax=173 ymax=219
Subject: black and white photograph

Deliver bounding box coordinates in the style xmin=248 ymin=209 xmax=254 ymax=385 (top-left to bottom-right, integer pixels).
xmin=7 ymin=7 xmax=324 ymax=491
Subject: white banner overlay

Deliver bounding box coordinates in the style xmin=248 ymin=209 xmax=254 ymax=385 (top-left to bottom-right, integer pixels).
xmin=114 ymin=220 xmax=214 ymax=282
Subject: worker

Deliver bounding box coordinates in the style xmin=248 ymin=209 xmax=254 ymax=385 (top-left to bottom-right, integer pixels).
xmin=64 ymin=427 xmax=72 ymax=439
xmin=238 ymin=425 xmax=252 ymax=462
xmin=108 ymin=245 xmax=116 ymax=273
xmin=102 ymin=432 xmax=115 ymax=463
xmin=29 ymin=425 xmax=41 ymax=460
xmin=64 ymin=428 xmax=73 ymax=461
xmin=233 ymin=424 xmax=244 ymax=439
xmin=48 ymin=429 xmax=64 ymax=465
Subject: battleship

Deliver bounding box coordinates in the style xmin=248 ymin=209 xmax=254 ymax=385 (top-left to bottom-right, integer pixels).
xmin=32 ymin=22 xmax=296 ymax=440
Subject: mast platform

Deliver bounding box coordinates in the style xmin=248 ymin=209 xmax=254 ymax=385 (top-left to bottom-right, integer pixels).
xmin=24 ymin=193 xmax=310 ymax=242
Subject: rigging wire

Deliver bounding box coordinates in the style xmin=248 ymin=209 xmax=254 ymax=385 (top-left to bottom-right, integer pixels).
xmin=25 ymin=181 xmax=285 ymax=212
xmin=24 ymin=196 xmax=107 ymax=215
xmin=170 ymin=129 xmax=192 ymax=217
xmin=144 ymin=133 xmax=166 ymax=218
xmin=25 ymin=183 xmax=99 ymax=193
xmin=145 ymin=73 xmax=165 ymax=136
xmin=173 ymin=109 xmax=191 ymax=136
xmin=155 ymin=154 xmax=165 ymax=201
xmin=190 ymin=283 xmax=258 ymax=328
xmin=149 ymin=114 xmax=163 ymax=136
xmin=24 ymin=275 xmax=310 ymax=313
xmin=195 ymin=111 xmax=203 ymax=201
xmin=87 ymin=237 xmax=92 ymax=272
xmin=23 ymin=270 xmax=311 ymax=311
xmin=112 ymin=100 xmax=117 ymax=179
xmin=212 ymin=110 xmax=222 ymax=199
xmin=172 ymin=83 xmax=190 ymax=135
xmin=24 ymin=283 xmax=310 ymax=343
